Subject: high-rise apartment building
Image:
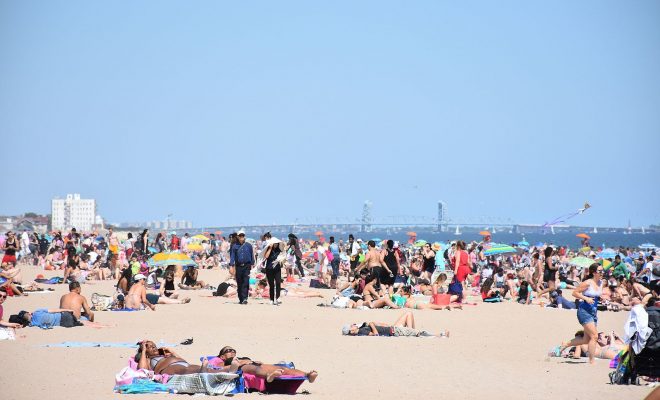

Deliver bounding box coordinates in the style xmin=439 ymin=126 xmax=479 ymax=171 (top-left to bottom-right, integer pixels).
xmin=51 ymin=194 xmax=97 ymax=232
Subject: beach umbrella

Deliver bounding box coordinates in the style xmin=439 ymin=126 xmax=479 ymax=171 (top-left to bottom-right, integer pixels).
xmin=576 ymin=233 xmax=591 ymax=240
xmin=215 ymin=230 xmax=223 ymax=235
xmin=413 ymin=240 xmax=428 ymax=248
xmin=600 ymin=259 xmax=612 ymax=269
xmin=314 ymin=231 xmax=323 ymax=236
xmin=147 ymin=246 xmax=159 ymax=253
xmin=479 ymin=231 xmax=491 ymax=236
xmin=536 ymin=242 xmax=545 ymax=247
xmin=406 ymin=232 xmax=417 ymax=236
xmin=568 ymin=256 xmax=595 ymax=269
xmin=598 ymin=248 xmax=617 ymax=259
xmin=640 ymin=243 xmax=657 ymax=250
xmin=191 ymin=234 xmax=208 ymax=241
xmin=517 ymin=241 xmax=529 ymax=247
xmin=148 ymin=252 xmax=197 ymax=268
xmin=186 ymin=243 xmax=203 ymax=251
xmin=484 ymin=244 xmax=517 ymax=256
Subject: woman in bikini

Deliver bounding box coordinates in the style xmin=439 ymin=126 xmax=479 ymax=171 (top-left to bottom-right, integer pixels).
xmin=137 ymin=340 xmax=211 ymax=375
xmin=211 ymin=346 xmax=318 ymax=383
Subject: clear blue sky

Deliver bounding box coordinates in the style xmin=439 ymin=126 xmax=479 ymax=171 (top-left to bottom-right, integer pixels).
xmin=1 ymin=1 xmax=659 ymax=227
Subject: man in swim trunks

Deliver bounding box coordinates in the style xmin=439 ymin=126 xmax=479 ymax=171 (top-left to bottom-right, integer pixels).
xmin=59 ymin=281 xmax=95 ymax=321
xmin=341 ymin=311 xmax=449 ymax=338
xmin=212 ymin=346 xmax=318 ymax=383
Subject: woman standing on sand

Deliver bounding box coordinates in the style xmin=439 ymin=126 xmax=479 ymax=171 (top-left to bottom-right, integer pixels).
xmin=448 ymin=241 xmax=471 ymax=302
xmin=558 ymin=263 xmax=603 ymax=364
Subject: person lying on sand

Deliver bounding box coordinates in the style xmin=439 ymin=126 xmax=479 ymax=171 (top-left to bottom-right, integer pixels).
xmin=212 ymin=278 xmax=238 ymax=297
xmin=210 ymin=345 xmax=318 ymax=383
xmin=136 ymin=340 xmax=212 ymax=375
xmin=341 ymin=311 xmax=449 ymax=338
xmin=13 ymin=307 xmax=107 ymax=329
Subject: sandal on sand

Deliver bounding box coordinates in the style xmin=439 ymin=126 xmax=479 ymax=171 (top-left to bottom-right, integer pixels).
xmin=181 ymin=338 xmax=194 ymax=345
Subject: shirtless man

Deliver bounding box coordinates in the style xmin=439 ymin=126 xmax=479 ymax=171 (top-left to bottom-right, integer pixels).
xmin=356 ymin=240 xmax=393 ymax=283
xmin=59 ymin=281 xmax=95 ymax=321
xmin=212 ymin=345 xmax=318 ymax=383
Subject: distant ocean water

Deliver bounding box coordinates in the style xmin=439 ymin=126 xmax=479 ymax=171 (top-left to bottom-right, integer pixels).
xmin=290 ymin=231 xmax=660 ymax=249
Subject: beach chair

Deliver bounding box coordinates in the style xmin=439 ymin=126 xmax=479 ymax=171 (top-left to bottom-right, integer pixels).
xmin=202 ymin=356 xmax=306 ymax=394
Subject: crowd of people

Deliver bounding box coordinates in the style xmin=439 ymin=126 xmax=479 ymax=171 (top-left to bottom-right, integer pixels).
xmin=2 ymin=227 xmax=659 ymax=390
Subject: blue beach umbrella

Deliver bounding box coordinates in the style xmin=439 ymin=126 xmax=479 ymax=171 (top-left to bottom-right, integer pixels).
xmin=484 ymin=244 xmax=517 ymax=256
xmin=517 ymin=241 xmax=529 ymax=247
xmin=598 ymin=248 xmax=617 ymax=259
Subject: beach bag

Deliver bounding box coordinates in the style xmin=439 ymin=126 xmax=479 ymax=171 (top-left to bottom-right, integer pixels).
xmin=609 ymin=348 xmax=634 ymax=385
xmin=91 ymin=292 xmax=114 ymax=311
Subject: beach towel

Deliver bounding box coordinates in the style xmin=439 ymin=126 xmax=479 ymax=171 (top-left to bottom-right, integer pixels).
xmin=34 ymin=277 xmax=63 ymax=284
xmin=166 ymin=372 xmax=238 ymax=395
xmin=114 ymin=379 xmax=170 ymax=394
xmin=0 ymin=327 xmax=16 ymax=341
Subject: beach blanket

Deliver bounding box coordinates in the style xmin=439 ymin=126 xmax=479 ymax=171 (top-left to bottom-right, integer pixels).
xmin=166 ymin=372 xmax=238 ymax=395
xmin=115 ymin=379 xmax=170 ymax=394
xmin=34 ymin=277 xmax=63 ymax=284
xmin=42 ymin=342 xmax=178 ymax=348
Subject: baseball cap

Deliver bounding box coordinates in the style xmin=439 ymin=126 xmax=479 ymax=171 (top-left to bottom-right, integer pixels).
xmin=341 ymin=325 xmax=352 ymax=335
xmin=133 ymin=274 xmax=146 ymax=281
xmin=237 ymin=230 xmax=246 ymax=236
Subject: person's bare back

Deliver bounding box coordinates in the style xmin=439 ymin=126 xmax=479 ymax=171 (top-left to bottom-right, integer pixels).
xmin=60 ymin=292 xmax=84 ymax=319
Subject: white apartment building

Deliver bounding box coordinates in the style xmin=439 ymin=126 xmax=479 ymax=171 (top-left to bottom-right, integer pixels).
xmin=51 ymin=194 xmax=97 ymax=232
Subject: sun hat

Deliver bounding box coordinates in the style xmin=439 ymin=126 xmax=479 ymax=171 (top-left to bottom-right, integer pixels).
xmin=133 ymin=274 xmax=146 ymax=281
xmin=237 ymin=230 xmax=246 ymax=236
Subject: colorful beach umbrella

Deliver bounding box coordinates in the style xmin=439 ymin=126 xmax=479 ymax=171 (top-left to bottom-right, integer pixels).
xmin=479 ymin=231 xmax=491 ymax=236
xmin=186 ymin=243 xmax=203 ymax=251
xmin=191 ymin=234 xmax=208 ymax=241
xmin=568 ymin=256 xmax=595 ymax=269
xmin=517 ymin=241 xmax=530 ymax=247
xmin=484 ymin=244 xmax=517 ymax=256
xmin=147 ymin=252 xmax=197 ymax=267
xmin=598 ymin=248 xmax=617 ymax=259
xmin=413 ymin=240 xmax=428 ymax=248
xmin=576 ymin=233 xmax=591 ymax=240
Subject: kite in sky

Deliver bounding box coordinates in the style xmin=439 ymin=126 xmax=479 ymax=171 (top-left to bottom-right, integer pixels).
xmin=542 ymin=202 xmax=591 ymax=227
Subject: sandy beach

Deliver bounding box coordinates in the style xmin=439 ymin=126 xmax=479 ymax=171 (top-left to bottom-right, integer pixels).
xmin=0 ymin=266 xmax=651 ymax=400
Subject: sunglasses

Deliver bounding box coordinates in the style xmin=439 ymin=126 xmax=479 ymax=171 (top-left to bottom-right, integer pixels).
xmin=221 ymin=348 xmax=236 ymax=355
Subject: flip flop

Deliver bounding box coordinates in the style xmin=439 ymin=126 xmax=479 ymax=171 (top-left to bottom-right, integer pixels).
xmin=180 ymin=338 xmax=193 ymax=345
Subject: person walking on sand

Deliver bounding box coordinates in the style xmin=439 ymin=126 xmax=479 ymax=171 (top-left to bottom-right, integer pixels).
xmin=558 ymin=263 xmax=604 ymax=364
xmin=230 ymin=231 xmax=254 ymax=305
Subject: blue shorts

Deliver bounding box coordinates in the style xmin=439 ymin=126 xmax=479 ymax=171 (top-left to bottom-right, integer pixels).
xmin=577 ymin=305 xmax=597 ymax=325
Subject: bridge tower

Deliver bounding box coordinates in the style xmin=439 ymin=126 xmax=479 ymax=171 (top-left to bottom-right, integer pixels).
xmin=437 ymin=201 xmax=448 ymax=232
xmin=361 ymin=200 xmax=372 ymax=233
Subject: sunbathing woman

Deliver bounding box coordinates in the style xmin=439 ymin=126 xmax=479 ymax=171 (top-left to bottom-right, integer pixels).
xmin=341 ymin=311 xmax=449 ymax=337
xmin=137 ymin=340 xmax=211 ymax=375
xmin=362 ymin=273 xmax=399 ymax=309
xmin=400 ymin=286 xmax=453 ymax=310
xmin=211 ymin=346 xmax=318 ymax=383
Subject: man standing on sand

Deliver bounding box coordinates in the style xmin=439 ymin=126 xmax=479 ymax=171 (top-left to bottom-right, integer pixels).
xmin=230 ymin=231 xmax=254 ymax=304
xmin=346 ymin=234 xmax=360 ymax=273
xmin=329 ymin=236 xmax=340 ymax=289
xmin=59 ymin=281 xmax=95 ymax=322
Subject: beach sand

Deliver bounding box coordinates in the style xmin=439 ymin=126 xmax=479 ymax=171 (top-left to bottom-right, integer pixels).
xmin=0 ymin=267 xmax=651 ymax=400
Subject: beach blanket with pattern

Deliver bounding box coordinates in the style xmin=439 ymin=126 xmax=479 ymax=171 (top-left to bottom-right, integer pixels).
xmin=166 ymin=372 xmax=238 ymax=395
